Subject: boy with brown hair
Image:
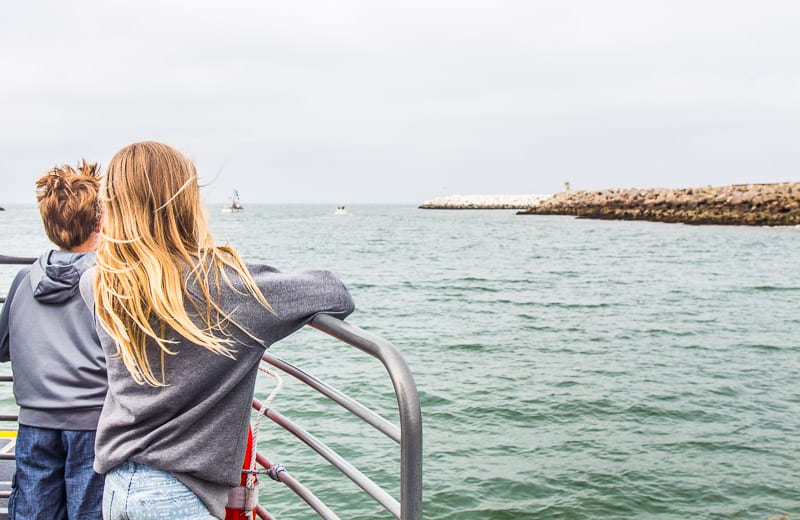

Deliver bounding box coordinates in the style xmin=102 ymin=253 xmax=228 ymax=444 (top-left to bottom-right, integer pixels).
xmin=0 ymin=161 xmax=106 ymax=519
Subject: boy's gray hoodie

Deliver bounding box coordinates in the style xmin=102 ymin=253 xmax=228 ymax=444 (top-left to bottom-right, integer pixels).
xmin=0 ymin=251 xmax=107 ymax=430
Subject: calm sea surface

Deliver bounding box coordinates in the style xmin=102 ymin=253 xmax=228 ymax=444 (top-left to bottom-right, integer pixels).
xmin=1 ymin=204 xmax=799 ymax=519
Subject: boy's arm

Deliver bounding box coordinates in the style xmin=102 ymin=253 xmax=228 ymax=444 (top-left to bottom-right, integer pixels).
xmin=0 ymin=269 xmax=30 ymax=362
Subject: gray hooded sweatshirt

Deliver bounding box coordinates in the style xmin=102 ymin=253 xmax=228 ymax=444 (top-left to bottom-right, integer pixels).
xmin=84 ymin=262 xmax=354 ymax=518
xmin=0 ymin=250 xmax=106 ymax=430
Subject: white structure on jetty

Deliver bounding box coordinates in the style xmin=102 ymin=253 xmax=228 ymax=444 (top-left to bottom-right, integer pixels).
xmin=419 ymin=194 xmax=551 ymax=209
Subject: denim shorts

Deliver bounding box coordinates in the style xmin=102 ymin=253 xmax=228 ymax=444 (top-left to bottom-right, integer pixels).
xmin=9 ymin=425 xmax=103 ymax=520
xmin=103 ymin=461 xmax=217 ymax=519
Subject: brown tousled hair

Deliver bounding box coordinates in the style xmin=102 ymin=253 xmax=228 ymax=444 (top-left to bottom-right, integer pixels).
xmin=35 ymin=160 xmax=101 ymax=250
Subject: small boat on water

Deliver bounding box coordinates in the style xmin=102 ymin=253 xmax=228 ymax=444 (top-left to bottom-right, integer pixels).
xmin=222 ymin=190 xmax=244 ymax=213
xmin=0 ymin=254 xmax=421 ymax=520
xmin=335 ymin=205 xmax=347 ymax=215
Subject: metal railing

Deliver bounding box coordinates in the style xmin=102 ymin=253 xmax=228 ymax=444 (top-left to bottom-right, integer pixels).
xmin=0 ymin=254 xmax=422 ymax=519
xmin=256 ymin=313 xmax=423 ymax=519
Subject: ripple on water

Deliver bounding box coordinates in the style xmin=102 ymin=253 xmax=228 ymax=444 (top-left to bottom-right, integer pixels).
xmin=751 ymin=285 xmax=800 ymax=292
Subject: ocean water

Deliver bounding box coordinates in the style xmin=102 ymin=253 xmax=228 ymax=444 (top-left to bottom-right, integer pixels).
xmin=1 ymin=204 xmax=798 ymax=519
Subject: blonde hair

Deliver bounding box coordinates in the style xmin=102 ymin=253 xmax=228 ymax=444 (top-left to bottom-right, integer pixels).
xmin=95 ymin=141 xmax=272 ymax=386
xmin=36 ymin=160 xmax=101 ymax=250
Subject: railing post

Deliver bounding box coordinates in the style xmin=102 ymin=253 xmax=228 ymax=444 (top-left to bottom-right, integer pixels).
xmin=309 ymin=314 xmax=423 ymax=520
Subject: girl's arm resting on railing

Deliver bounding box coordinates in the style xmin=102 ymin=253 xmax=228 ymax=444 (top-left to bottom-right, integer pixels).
xmin=244 ymin=264 xmax=355 ymax=346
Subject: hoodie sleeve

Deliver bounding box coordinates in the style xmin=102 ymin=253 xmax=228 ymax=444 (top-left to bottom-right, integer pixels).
xmin=0 ymin=268 xmax=31 ymax=362
xmin=244 ymin=264 xmax=355 ymax=346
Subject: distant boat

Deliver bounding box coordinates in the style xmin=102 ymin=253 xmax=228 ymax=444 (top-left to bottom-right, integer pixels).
xmin=335 ymin=205 xmax=347 ymax=215
xmin=0 ymin=207 xmax=4 ymax=211
xmin=222 ymin=190 xmax=243 ymax=213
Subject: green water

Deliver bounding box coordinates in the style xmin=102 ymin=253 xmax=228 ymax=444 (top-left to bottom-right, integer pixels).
xmin=1 ymin=204 xmax=798 ymax=519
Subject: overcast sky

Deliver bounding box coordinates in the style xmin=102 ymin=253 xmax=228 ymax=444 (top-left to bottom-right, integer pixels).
xmin=2 ymin=1 xmax=799 ymax=204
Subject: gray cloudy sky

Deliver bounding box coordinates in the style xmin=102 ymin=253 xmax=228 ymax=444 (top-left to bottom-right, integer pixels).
xmin=2 ymin=1 xmax=799 ymax=204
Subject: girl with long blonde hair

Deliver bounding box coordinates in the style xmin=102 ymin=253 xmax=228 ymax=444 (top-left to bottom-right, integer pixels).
xmin=91 ymin=141 xmax=354 ymax=519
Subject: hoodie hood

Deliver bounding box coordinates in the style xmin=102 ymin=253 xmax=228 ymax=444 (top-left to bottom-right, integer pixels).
xmin=30 ymin=251 xmax=96 ymax=304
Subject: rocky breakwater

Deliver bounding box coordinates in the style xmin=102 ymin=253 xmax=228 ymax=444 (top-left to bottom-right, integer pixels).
xmin=419 ymin=194 xmax=550 ymax=209
xmin=517 ymin=182 xmax=800 ymax=226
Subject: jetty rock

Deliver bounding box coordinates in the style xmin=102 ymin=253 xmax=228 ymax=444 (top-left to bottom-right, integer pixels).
xmin=517 ymin=182 xmax=800 ymax=226
xmin=419 ymin=194 xmax=551 ymax=209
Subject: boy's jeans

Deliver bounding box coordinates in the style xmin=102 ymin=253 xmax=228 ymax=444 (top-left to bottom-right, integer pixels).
xmin=9 ymin=425 xmax=103 ymax=520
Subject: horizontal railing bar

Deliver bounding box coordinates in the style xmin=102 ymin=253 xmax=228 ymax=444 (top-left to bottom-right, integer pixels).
xmin=0 ymin=454 xmax=14 ymax=460
xmin=255 ymin=505 xmax=273 ymax=520
xmin=0 ymin=256 xmax=35 ymax=265
xmin=0 ymin=376 xmax=12 ymax=382
xmin=309 ymin=314 xmax=422 ymax=520
xmin=0 ymin=416 xmax=17 ymax=422
xmin=261 ymin=351 xmax=401 ymax=444
xmin=255 ymin=401 xmax=401 ymax=519
xmin=254 ymin=452 xmax=341 ymax=520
